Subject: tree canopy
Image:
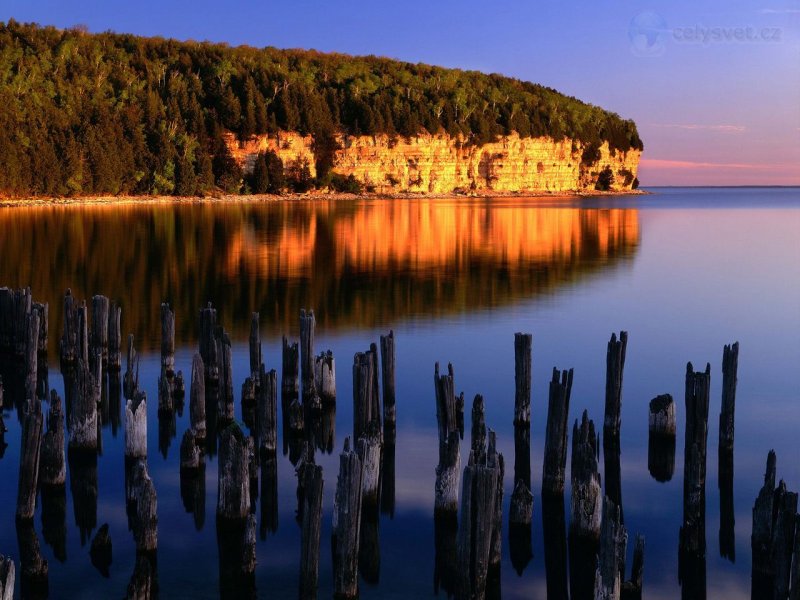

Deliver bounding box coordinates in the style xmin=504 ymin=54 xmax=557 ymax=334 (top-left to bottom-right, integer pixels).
xmin=0 ymin=20 xmax=643 ymax=197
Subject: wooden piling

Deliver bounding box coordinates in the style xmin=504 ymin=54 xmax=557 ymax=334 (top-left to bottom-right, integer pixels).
xmin=124 ymin=334 xmax=140 ymax=400
xmin=126 ymin=554 xmax=153 ymax=600
xmin=353 ymin=351 xmax=376 ymax=442
xmin=15 ymin=518 xmax=49 ymax=599
xmin=89 ymin=523 xmax=112 ymax=578
xmin=125 ymin=392 xmax=148 ymax=460
xmin=180 ymin=428 xmax=201 ymax=472
xmin=39 ymin=391 xmax=66 ymax=487
xmin=217 ymin=422 xmax=251 ymax=521
xmin=434 ymin=362 xmax=462 ymax=515
xmin=282 ymin=335 xmax=299 ymax=398
xmin=680 ymin=361 xmax=710 ymax=580
xmin=603 ymin=331 xmax=627 ymax=439
xmin=157 ymin=366 xmax=174 ymax=414
xmin=218 ymin=331 xmax=234 ymax=422
xmin=514 ymin=332 xmax=532 ymax=425
xmin=0 ymin=554 xmax=14 ymax=600
xmin=91 ymin=295 xmax=110 ymax=366
xmin=249 ymin=312 xmax=261 ymax=382
xmin=457 ymin=422 xmax=504 ymax=600
xmin=380 ymin=331 xmax=396 ymax=427
xmin=299 ymin=463 xmax=324 ymax=600
xmin=570 ymin=410 xmax=602 ymax=542
xmin=594 ymin=496 xmax=628 ymax=600
xmin=189 ymin=354 xmax=206 ymax=440
xmin=300 ymin=309 xmax=316 ymax=405
xmin=751 ymin=451 xmax=799 ymax=598
xmin=332 ymin=438 xmax=363 ymax=600
xmin=108 ymin=303 xmax=122 ymax=371
xmin=23 ymin=310 xmax=40 ymax=404
xmin=199 ymin=302 xmax=219 ymax=383
xmin=32 ymin=301 xmax=48 ymax=354
xmin=16 ymin=402 xmax=44 ymax=520
xmin=718 ymin=342 xmax=739 ymax=452
xmin=59 ymin=289 xmax=78 ymax=365
xmin=256 ymin=366 xmax=278 ymax=455
xmin=542 ymin=367 xmax=573 ymax=496
xmin=128 ymin=459 xmax=158 ymax=553
xmin=67 ymin=357 xmax=99 ymax=452
xmin=358 ymin=424 xmax=382 ymax=510
xmin=314 ymin=351 xmax=336 ymax=405
xmin=160 ymin=303 xmax=175 ymax=376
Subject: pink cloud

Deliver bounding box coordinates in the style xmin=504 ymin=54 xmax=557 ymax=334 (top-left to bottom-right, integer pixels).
xmin=649 ymin=124 xmax=746 ymax=133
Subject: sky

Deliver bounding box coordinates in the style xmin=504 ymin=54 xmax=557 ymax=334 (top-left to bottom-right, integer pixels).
xmin=2 ymin=0 xmax=799 ymax=186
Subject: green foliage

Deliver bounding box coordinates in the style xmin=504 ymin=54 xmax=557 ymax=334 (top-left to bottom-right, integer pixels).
xmin=595 ymin=166 xmax=615 ymax=191
xmin=287 ymin=159 xmax=314 ymax=193
xmin=328 ymin=173 xmax=363 ymax=194
xmin=0 ymin=20 xmax=643 ymax=197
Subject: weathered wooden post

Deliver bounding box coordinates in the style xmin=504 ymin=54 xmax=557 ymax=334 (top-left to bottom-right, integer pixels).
xmin=680 ymin=361 xmax=710 ymax=594
xmin=180 ymin=428 xmax=202 ymax=472
xmin=16 ymin=402 xmax=44 ymax=520
xmin=648 ymin=394 xmax=676 ymax=483
xmin=718 ymin=441 xmax=735 ymax=562
xmin=91 ymin=295 xmax=110 ymax=367
xmin=32 ymin=301 xmax=48 ymax=354
xmin=180 ymin=427 xmax=206 ymax=532
xmin=217 ymin=422 xmax=250 ymax=521
xmin=108 ymin=303 xmax=122 ymax=371
xmin=23 ymin=310 xmax=40 ymax=405
xmin=353 ymin=351 xmax=375 ymax=442
xmin=189 ymin=353 xmax=206 ymax=441
xmin=456 ymin=414 xmax=504 ymax=600
xmin=542 ymin=367 xmax=573 ymax=496
xmin=125 ymin=392 xmax=148 ymax=460
xmin=126 ymin=554 xmax=153 ymax=600
xmin=380 ymin=331 xmax=396 ymax=427
xmin=511 ymin=333 xmax=533 ymax=573
xmin=282 ymin=336 xmax=300 ymax=402
xmin=160 ymin=302 xmax=175 ymax=376
xmin=67 ymin=356 xmax=99 ymax=452
xmin=124 ymin=334 xmax=139 ymax=400
xmin=260 ymin=448 xmax=278 ymax=539
xmin=751 ymin=451 xmax=799 ymax=598
xmin=300 ymin=309 xmax=317 ymax=405
xmin=249 ymin=312 xmax=261 ymax=383
xmin=358 ymin=424 xmax=382 ymax=511
xmin=59 ymin=289 xmax=79 ymax=365
xmin=299 ymin=463 xmax=323 ymax=600
xmin=157 ymin=366 xmax=174 ymax=414
xmin=0 ymin=554 xmax=14 ymax=600
xmin=218 ymin=330 xmax=234 ymax=422
xmin=594 ymin=496 xmax=628 ymax=600
xmin=128 ymin=459 xmax=158 ymax=554
xmin=39 ymin=391 xmax=66 ymax=487
xmin=199 ymin=303 xmax=219 ymax=383
xmin=569 ymin=412 xmax=602 ymax=543
xmin=604 ymin=331 xmax=627 ymax=438
xmin=256 ymin=366 xmax=278 ymax=456
xmin=434 ymin=362 xmax=462 ymax=516
xmin=332 ymin=438 xmax=363 ymax=600
xmin=718 ymin=342 xmax=739 ymax=452
xmin=314 ymin=350 xmax=336 ymax=405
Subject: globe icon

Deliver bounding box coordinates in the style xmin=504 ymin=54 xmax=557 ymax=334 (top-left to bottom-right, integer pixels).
xmin=629 ymin=11 xmax=668 ymax=57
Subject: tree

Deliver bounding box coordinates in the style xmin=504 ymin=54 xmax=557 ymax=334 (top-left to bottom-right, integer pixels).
xmin=249 ymin=153 xmax=270 ymax=194
xmin=595 ymin=166 xmax=615 ymax=191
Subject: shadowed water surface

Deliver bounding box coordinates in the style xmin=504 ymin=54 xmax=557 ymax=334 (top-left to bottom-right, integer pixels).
xmin=0 ymin=187 xmax=798 ymax=598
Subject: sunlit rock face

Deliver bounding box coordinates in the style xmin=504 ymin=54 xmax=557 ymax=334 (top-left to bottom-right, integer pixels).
xmin=227 ymin=131 xmax=641 ymax=193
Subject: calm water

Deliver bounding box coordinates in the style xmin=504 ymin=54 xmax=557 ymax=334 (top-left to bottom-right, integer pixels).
xmin=0 ymin=187 xmax=799 ymax=598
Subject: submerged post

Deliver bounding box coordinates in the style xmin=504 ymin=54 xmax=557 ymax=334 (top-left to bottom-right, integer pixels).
xmin=300 ymin=309 xmax=316 ymax=405
xmin=39 ymin=391 xmax=66 ymax=487
xmin=91 ymin=295 xmax=110 ymax=366
xmin=189 ymin=354 xmax=206 ymax=440
xmin=16 ymin=402 xmax=44 ymax=520
xmin=107 ymin=303 xmax=122 ymax=371
xmin=648 ymin=394 xmax=676 ymax=483
xmin=217 ymin=422 xmax=250 ymax=521
xmin=161 ymin=302 xmax=175 ymax=376
xmin=256 ymin=367 xmax=278 ymax=455
xmin=718 ymin=342 xmax=739 ymax=452
xmin=125 ymin=392 xmax=148 ymax=460
xmin=332 ymin=438 xmax=363 ymax=600
xmin=299 ymin=463 xmax=323 ymax=600
xmin=124 ymin=334 xmax=139 ymax=400
xmin=249 ymin=312 xmax=261 ymax=383
xmin=380 ymin=331 xmax=396 ymax=427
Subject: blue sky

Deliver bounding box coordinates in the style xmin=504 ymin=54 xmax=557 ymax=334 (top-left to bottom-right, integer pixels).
xmin=3 ymin=0 xmax=798 ymax=185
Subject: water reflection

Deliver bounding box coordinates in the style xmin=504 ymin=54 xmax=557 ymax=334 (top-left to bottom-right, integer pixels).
xmin=0 ymin=200 xmax=639 ymax=350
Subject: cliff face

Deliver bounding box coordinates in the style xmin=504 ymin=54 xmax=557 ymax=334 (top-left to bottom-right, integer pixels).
xmin=227 ymin=131 xmax=641 ymax=193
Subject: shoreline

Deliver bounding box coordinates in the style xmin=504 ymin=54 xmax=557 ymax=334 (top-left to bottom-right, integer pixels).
xmin=0 ymin=188 xmax=650 ymax=209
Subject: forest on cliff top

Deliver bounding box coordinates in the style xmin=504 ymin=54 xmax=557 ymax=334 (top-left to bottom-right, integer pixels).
xmin=0 ymin=21 xmax=643 ymax=197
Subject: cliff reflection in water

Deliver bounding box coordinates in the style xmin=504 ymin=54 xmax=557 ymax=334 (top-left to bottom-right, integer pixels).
xmin=0 ymin=198 xmax=638 ymax=350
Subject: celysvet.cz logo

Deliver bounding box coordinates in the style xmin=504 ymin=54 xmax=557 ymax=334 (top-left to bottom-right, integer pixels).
xmin=629 ymin=12 xmax=782 ymax=57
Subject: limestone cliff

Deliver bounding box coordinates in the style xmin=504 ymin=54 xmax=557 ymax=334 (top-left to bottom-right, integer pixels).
xmin=227 ymin=131 xmax=641 ymax=193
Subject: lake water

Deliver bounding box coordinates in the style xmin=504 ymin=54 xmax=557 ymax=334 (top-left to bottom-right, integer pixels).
xmin=0 ymin=187 xmax=798 ymax=598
